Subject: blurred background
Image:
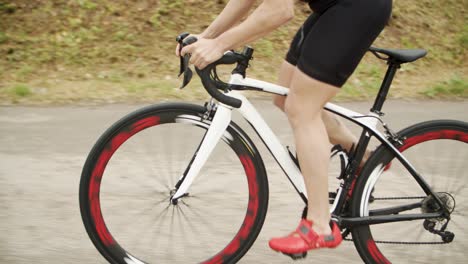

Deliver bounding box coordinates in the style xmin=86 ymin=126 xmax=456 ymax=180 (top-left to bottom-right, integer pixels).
xmin=0 ymin=0 xmax=466 ymax=104
xmin=0 ymin=0 xmax=467 ymax=263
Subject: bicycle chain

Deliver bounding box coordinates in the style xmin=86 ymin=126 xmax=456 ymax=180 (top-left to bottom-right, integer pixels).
xmin=373 ymin=196 xmax=426 ymax=200
xmin=342 ymin=196 xmax=449 ymax=245
xmin=344 ymin=237 xmax=448 ymax=245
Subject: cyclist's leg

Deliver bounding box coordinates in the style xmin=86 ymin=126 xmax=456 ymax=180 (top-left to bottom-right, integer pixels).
xmin=273 ymin=14 xmax=363 ymax=158
xmin=274 ymin=61 xmax=367 ymax=163
xmin=272 ymin=13 xmax=319 ymax=111
xmin=322 ymin=111 xmax=369 ymax=161
xmin=275 ymin=0 xmax=391 ymax=166
xmin=270 ymin=0 xmax=391 ymax=255
xmin=290 ymin=0 xmax=391 ymax=225
xmin=285 ymin=70 xmax=339 ymax=235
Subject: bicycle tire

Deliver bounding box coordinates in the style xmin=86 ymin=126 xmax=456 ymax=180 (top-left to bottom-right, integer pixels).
xmin=79 ymin=103 xmax=269 ymax=264
xmin=351 ymin=119 xmax=468 ymax=264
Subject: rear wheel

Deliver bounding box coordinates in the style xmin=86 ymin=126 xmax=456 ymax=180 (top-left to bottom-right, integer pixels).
xmin=351 ymin=120 xmax=468 ymax=264
xmin=79 ymin=103 xmax=269 ymax=263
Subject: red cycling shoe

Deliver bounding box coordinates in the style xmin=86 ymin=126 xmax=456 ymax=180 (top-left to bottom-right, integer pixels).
xmin=269 ymin=219 xmax=342 ymax=259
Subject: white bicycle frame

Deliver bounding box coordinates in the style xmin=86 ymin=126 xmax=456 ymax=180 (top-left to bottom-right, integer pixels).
xmin=171 ymin=73 xmax=416 ymax=211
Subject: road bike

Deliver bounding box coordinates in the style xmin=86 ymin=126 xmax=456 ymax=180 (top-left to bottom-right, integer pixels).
xmin=80 ymin=33 xmax=468 ymax=263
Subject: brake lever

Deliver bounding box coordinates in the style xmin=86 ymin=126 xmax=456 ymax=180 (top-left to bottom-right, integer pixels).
xmin=180 ymin=54 xmax=193 ymax=89
xmin=177 ymin=35 xmax=198 ymax=89
xmin=177 ymin=32 xmax=189 ymax=77
xmin=178 ymin=55 xmax=185 ymax=78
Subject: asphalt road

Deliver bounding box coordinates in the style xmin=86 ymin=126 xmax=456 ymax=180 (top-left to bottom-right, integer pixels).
xmin=1 ymin=99 xmax=467 ymax=263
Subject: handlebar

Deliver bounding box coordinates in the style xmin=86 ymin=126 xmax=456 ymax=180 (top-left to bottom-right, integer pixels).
xmin=177 ymin=32 xmax=252 ymax=108
xmin=196 ymin=56 xmax=243 ymax=108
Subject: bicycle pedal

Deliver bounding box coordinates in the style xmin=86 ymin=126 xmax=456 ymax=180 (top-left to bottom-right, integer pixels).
xmin=284 ymin=252 xmax=307 ymax=260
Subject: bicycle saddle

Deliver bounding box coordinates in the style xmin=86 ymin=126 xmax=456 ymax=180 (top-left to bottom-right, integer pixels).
xmin=369 ymin=46 xmax=427 ymax=63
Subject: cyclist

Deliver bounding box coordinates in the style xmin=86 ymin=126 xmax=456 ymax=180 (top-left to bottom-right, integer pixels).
xmin=179 ymin=0 xmax=392 ymax=256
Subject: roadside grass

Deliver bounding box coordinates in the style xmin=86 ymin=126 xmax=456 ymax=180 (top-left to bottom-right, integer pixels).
xmin=0 ymin=0 xmax=467 ymax=104
xmin=459 ymin=25 xmax=468 ymax=49
xmin=0 ymin=84 xmax=33 ymax=103
xmin=10 ymin=84 xmax=32 ymax=97
xmin=0 ymin=78 xmax=210 ymax=105
xmin=0 ymin=31 xmax=7 ymax=44
xmin=1 ymin=53 xmax=465 ymax=105
xmin=421 ymin=76 xmax=468 ymax=98
xmin=337 ymin=61 xmax=386 ymax=100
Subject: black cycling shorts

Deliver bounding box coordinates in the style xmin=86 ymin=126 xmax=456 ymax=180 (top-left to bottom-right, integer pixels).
xmin=286 ymin=0 xmax=392 ymax=87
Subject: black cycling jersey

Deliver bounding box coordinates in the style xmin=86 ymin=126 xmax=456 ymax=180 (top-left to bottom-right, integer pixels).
xmin=286 ymin=0 xmax=392 ymax=87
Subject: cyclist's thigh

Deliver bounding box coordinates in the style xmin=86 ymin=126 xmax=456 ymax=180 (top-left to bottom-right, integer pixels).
xmin=285 ymin=12 xmax=320 ymax=67
xmin=297 ymin=0 xmax=392 ymax=87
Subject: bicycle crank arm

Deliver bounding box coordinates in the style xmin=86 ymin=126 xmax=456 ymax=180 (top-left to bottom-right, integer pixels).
xmin=171 ymin=104 xmax=233 ymax=203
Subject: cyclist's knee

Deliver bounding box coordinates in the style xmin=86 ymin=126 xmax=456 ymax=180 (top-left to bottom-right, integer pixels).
xmin=284 ymin=71 xmax=339 ymax=128
xmin=284 ymin=93 xmax=321 ymax=129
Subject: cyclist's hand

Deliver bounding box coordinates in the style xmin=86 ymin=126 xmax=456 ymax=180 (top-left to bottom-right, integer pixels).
xmin=180 ymin=38 xmax=225 ymax=70
xmin=175 ymin=34 xmax=199 ymax=56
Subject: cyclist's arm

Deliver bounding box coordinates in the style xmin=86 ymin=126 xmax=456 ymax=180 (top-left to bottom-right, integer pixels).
xmin=175 ymin=0 xmax=255 ymax=56
xmin=201 ymin=0 xmax=256 ymax=39
xmin=181 ymin=0 xmax=294 ymax=69
xmin=216 ymin=0 xmax=294 ymax=50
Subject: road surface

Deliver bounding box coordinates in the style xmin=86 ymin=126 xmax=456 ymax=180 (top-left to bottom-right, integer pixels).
xmin=1 ymin=99 xmax=466 ymax=263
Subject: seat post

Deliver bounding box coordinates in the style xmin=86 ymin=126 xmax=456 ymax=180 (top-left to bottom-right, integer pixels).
xmin=370 ymin=61 xmax=400 ymax=115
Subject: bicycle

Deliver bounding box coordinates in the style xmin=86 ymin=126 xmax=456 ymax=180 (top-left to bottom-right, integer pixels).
xmin=79 ymin=33 xmax=468 ymax=264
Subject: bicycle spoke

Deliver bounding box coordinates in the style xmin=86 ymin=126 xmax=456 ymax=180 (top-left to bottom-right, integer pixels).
xmin=177 ymin=204 xmax=200 ymax=234
xmin=137 ymin=139 xmax=169 ymax=190
xmin=165 ymin=206 xmax=177 ymax=261
xmin=183 ymin=202 xmax=219 ymax=231
xmin=134 ymin=209 xmax=166 ymax=258
xmin=157 ymin=133 xmax=176 ymax=188
xmin=445 ymin=141 xmax=460 ymax=191
xmin=150 ymin=204 xmax=172 ymax=257
xmin=450 ymin=219 xmax=463 ymax=231
xmin=452 ymin=182 xmax=467 ymax=197
xmin=177 ymin=204 xmax=212 ymax=249
xmin=452 ymin=142 xmax=467 ymax=186
xmin=175 ymin=205 xmax=188 ymax=239
xmin=104 ymin=199 xmax=163 ymax=230
xmin=453 ymin=207 xmax=467 ymax=216
xmin=190 ymin=187 xmax=241 ymax=199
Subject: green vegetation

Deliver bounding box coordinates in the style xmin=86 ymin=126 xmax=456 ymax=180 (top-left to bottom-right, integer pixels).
xmin=10 ymin=84 xmax=32 ymax=97
xmin=0 ymin=2 xmax=16 ymax=13
xmin=0 ymin=31 xmax=7 ymax=44
xmin=78 ymin=0 xmax=97 ymax=10
xmin=459 ymin=25 xmax=468 ymax=49
xmin=0 ymin=0 xmax=466 ymax=104
xmin=422 ymin=76 xmax=468 ymax=98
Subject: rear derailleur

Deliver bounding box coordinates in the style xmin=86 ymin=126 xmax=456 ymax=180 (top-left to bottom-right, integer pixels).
xmin=421 ymin=193 xmax=456 ymax=243
xmin=423 ymin=219 xmax=455 ymax=243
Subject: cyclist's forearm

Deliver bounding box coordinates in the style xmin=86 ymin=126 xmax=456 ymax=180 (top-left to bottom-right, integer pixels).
xmin=215 ymin=0 xmax=294 ymax=50
xmin=201 ymin=0 xmax=256 ymax=39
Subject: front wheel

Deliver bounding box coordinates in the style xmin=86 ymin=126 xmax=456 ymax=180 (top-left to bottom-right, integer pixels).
xmin=351 ymin=120 xmax=468 ymax=264
xmin=79 ymin=103 xmax=269 ymax=263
